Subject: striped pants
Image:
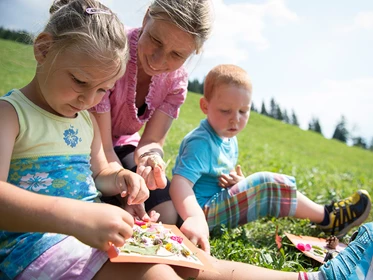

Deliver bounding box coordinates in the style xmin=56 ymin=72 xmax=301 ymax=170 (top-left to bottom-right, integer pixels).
xmin=203 ymin=172 xmax=298 ymax=231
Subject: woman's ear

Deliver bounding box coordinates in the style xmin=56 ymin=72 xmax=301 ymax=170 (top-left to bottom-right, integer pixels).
xmin=34 ymin=32 xmax=54 ymax=64
xmin=200 ymin=97 xmax=208 ymax=114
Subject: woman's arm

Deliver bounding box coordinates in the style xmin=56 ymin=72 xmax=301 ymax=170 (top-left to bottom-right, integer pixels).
xmin=135 ymin=110 xmax=173 ymax=163
xmin=135 ymin=110 xmax=173 ymax=190
xmin=90 ymin=113 xmax=149 ymax=204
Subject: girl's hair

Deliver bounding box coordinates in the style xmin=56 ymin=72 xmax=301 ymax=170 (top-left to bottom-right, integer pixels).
xmin=148 ymin=0 xmax=213 ymax=54
xmin=43 ymin=0 xmax=128 ymax=76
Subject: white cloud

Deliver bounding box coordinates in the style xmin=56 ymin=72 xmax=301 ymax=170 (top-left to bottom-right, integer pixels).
xmin=353 ymin=11 xmax=373 ymax=29
xmin=187 ymin=0 xmax=298 ymax=79
xmin=280 ymin=78 xmax=373 ymax=140
xmin=339 ymin=11 xmax=373 ymax=32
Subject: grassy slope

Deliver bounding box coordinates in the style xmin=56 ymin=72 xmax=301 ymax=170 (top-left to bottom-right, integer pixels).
xmin=167 ymin=91 xmax=373 ymax=271
xmin=0 ymin=39 xmax=35 ymax=94
xmin=2 ymin=39 xmax=373 ymax=272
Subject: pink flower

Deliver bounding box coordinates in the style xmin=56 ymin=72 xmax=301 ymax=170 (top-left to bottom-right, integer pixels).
xmin=170 ymin=235 xmax=183 ymax=244
xmin=134 ymin=219 xmax=147 ymax=226
xmin=296 ymin=243 xmax=311 ymax=251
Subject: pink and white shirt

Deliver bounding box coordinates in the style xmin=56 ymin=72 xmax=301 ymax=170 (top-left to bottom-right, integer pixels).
xmin=90 ymin=27 xmax=188 ymax=147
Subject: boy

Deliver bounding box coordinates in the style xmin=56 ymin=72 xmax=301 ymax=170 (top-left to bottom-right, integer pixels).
xmin=169 ymin=64 xmax=371 ymax=253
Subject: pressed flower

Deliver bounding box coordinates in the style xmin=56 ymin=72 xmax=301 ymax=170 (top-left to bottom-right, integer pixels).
xmin=171 ymin=235 xmax=183 ymax=244
xmin=181 ymin=248 xmax=190 ymax=257
xmin=165 ymin=243 xmax=173 ymax=251
xmin=134 ymin=220 xmax=147 ymax=226
xmin=296 ymin=243 xmax=311 ymax=251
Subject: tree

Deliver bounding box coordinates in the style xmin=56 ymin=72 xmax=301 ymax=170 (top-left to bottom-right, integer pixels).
xmin=290 ymin=109 xmax=299 ymax=126
xmin=269 ymin=98 xmax=277 ymax=118
xmin=308 ymin=117 xmax=323 ymax=135
xmin=352 ymin=137 xmax=367 ymax=149
xmin=261 ymin=100 xmax=268 ymax=116
xmin=283 ymin=109 xmax=290 ymax=124
xmin=332 ymin=116 xmax=349 ymax=143
xmin=251 ymin=101 xmax=257 ymax=112
xmin=275 ymin=105 xmax=283 ymax=121
xmin=187 ymin=78 xmax=203 ymax=94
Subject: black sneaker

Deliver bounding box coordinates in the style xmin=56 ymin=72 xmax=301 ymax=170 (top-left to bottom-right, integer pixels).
xmin=317 ymin=190 xmax=371 ymax=237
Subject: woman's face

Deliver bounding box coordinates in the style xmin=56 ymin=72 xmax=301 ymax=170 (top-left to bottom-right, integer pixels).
xmin=138 ymin=15 xmax=196 ymax=76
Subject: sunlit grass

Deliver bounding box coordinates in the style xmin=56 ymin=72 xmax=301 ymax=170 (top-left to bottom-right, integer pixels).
xmin=2 ymin=38 xmax=373 ymax=272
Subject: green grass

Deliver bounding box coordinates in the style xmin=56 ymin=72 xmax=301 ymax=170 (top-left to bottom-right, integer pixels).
xmin=167 ymin=92 xmax=373 ymax=271
xmin=0 ymin=39 xmax=35 ymax=94
xmin=2 ymin=38 xmax=373 ymax=273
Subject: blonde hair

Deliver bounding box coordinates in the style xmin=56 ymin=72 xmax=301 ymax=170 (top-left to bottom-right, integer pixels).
xmin=203 ymin=64 xmax=252 ymax=101
xmin=148 ymin=0 xmax=213 ymax=54
xmin=42 ymin=0 xmax=128 ymax=76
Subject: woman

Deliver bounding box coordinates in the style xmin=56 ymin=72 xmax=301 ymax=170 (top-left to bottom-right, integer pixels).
xmin=90 ymin=0 xmax=213 ymax=223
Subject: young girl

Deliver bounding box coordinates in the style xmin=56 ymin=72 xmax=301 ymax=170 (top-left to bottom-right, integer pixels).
xmin=90 ymin=0 xmax=214 ymax=224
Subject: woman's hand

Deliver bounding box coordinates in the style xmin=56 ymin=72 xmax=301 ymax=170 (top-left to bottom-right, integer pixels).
xmin=180 ymin=216 xmax=210 ymax=254
xmin=218 ymin=165 xmax=245 ymax=188
xmin=137 ymin=153 xmax=167 ymax=190
xmin=115 ymin=169 xmax=149 ymax=205
xmin=71 ymin=202 xmax=134 ymax=251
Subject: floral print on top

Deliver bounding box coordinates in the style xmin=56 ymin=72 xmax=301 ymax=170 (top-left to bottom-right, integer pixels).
xmin=0 ymin=89 xmax=99 ymax=279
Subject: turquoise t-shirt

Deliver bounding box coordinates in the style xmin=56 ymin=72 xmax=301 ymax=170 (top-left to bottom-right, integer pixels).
xmin=0 ymin=90 xmax=100 ymax=279
xmin=172 ymin=119 xmax=239 ymax=207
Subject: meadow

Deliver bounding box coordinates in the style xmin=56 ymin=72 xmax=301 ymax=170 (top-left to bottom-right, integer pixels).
xmin=1 ymin=38 xmax=373 ymax=273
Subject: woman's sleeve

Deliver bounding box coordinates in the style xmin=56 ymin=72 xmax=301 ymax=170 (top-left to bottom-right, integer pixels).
xmin=157 ymin=68 xmax=188 ymax=119
xmin=88 ymin=91 xmax=111 ymax=113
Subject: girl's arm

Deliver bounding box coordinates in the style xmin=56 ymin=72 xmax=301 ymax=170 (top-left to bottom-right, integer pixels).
xmin=89 ymin=113 xmax=149 ymax=204
xmin=169 ymin=174 xmax=210 ymax=253
xmin=92 ymin=111 xmax=122 ymax=170
xmin=0 ymin=103 xmax=134 ymax=250
xmin=0 ymin=180 xmax=134 ymax=250
xmin=134 ymin=110 xmax=173 ymax=190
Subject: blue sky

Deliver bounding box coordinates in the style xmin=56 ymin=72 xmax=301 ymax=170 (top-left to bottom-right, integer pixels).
xmin=1 ymin=0 xmax=372 ymax=143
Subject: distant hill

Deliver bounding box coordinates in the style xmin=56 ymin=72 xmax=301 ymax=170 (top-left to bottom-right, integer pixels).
xmin=0 ymin=39 xmax=35 ymax=95
xmin=2 ymin=35 xmax=373 ymax=272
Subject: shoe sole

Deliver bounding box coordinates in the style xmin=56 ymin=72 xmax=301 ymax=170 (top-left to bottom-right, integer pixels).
xmin=337 ymin=192 xmax=372 ymax=238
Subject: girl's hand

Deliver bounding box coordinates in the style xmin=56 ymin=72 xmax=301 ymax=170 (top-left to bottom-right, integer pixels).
xmin=123 ymin=203 xmax=160 ymax=222
xmin=72 ymin=202 xmax=134 ymax=251
xmin=115 ymin=169 xmax=149 ymax=205
xmin=218 ymin=165 xmax=245 ymax=188
xmin=137 ymin=153 xmax=167 ymax=190
xmin=180 ymin=216 xmax=210 ymax=254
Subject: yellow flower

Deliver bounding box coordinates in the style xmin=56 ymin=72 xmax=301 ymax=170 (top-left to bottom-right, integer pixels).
xmin=165 ymin=243 xmax=173 ymax=251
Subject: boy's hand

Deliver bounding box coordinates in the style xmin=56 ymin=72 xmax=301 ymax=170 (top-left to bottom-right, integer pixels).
xmin=180 ymin=216 xmax=210 ymax=254
xmin=72 ymin=202 xmax=134 ymax=251
xmin=137 ymin=154 xmax=167 ymax=190
xmin=116 ymin=169 xmax=149 ymax=205
xmin=123 ymin=203 xmax=160 ymax=222
xmin=218 ymin=165 xmax=245 ymax=188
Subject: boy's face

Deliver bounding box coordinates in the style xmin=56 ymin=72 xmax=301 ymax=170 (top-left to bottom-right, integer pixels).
xmin=200 ymin=84 xmax=251 ymax=139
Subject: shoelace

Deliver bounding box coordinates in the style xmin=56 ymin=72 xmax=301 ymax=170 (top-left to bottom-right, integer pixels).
xmin=331 ymin=198 xmax=354 ymax=235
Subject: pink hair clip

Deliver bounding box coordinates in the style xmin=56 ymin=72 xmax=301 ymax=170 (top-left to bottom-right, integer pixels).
xmin=85 ymin=7 xmax=112 ymax=15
